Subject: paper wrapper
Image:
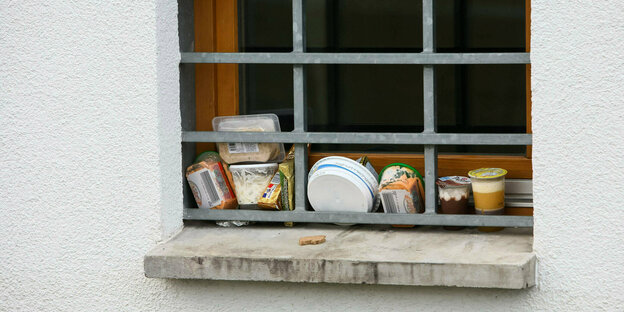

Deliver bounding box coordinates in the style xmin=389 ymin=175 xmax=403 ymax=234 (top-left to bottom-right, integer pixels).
xmin=257 ymin=172 xmax=282 ymax=210
xmin=257 ymin=146 xmax=295 ymax=223
xmin=279 ymin=152 xmax=295 ymax=226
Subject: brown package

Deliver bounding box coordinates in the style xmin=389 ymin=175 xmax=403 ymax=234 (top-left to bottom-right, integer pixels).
xmin=186 ymin=160 xmax=237 ymax=209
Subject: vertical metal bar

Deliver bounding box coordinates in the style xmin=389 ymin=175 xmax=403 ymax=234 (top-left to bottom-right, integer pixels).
xmin=422 ymin=0 xmax=437 ymax=214
xmin=293 ymin=0 xmax=308 ymax=211
xmin=423 ymin=68 xmax=437 ymax=214
xmin=293 ymin=0 xmax=305 ymax=52
xmin=422 ymin=0 xmax=435 ymax=53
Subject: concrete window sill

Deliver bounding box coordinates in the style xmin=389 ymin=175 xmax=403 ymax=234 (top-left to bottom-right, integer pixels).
xmin=144 ymin=224 xmax=535 ymax=289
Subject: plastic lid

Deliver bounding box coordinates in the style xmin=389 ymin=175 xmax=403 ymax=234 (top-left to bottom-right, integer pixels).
xmin=229 ymin=163 xmax=278 ymax=170
xmin=308 ymin=169 xmax=372 ymax=213
xmin=194 ymin=151 xmax=220 ymax=164
xmin=436 ymin=176 xmax=471 ymax=188
xmin=467 ymin=168 xmax=508 ymax=179
xmin=310 ymin=156 xmax=379 ymax=192
xmin=212 ymin=114 xmax=280 ymax=132
xmin=378 ymin=163 xmax=424 ymax=188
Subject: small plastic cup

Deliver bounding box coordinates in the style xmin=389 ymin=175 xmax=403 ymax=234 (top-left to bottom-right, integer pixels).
xmin=436 ymin=176 xmax=471 ymax=230
xmin=468 ymin=168 xmax=508 ymax=232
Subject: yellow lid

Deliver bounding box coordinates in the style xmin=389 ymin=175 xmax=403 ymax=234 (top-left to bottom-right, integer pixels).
xmin=467 ymin=168 xmax=508 ymax=179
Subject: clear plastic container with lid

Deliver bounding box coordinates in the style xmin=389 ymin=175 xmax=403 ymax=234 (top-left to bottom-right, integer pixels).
xmin=212 ymin=114 xmax=286 ymax=164
xmin=229 ymin=163 xmax=279 ymax=206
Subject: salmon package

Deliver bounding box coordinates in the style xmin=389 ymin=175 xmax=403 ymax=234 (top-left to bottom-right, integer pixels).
xmin=378 ymin=163 xmax=425 ymax=214
xmin=186 ymin=152 xmax=237 ymax=209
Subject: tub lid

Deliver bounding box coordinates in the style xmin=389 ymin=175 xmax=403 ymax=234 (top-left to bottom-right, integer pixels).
xmin=378 ymin=163 xmax=424 ymax=187
xmin=467 ymin=168 xmax=508 ymax=179
xmin=194 ymin=151 xmax=220 ymax=164
xmin=229 ymin=163 xmax=279 ymax=170
xmin=308 ymin=170 xmax=372 ymax=213
xmin=436 ymin=176 xmax=471 ymax=188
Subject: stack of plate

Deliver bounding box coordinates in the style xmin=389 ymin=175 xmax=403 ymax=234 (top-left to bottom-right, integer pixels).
xmin=307 ymin=156 xmax=380 ymax=213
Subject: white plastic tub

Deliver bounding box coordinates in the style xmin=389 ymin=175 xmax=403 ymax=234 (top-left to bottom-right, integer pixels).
xmin=307 ymin=156 xmax=380 ymax=213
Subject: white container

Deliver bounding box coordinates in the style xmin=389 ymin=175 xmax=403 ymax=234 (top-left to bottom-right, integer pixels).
xmin=229 ymin=163 xmax=278 ymax=206
xmin=212 ymin=114 xmax=286 ymax=164
xmin=307 ymin=156 xmax=379 ymax=213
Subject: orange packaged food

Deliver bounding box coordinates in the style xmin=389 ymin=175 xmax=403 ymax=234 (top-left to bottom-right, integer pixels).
xmin=186 ymin=152 xmax=237 ymax=209
xmin=378 ymin=163 xmax=425 ymax=214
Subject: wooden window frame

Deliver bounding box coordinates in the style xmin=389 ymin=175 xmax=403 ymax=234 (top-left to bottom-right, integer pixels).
xmin=192 ymin=0 xmax=532 ymax=214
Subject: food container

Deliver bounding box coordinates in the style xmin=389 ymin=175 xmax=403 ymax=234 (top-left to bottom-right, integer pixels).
xmin=436 ymin=176 xmax=471 ymax=230
xmin=308 ymin=156 xmax=380 ymax=213
xmin=194 ymin=151 xmax=221 ymax=164
xmin=229 ymin=163 xmax=279 ymax=206
xmin=468 ymin=168 xmax=508 ymax=232
xmin=186 ymin=154 xmax=237 ymax=210
xmin=378 ymin=163 xmax=425 ymax=215
xmin=212 ymin=114 xmax=286 ymax=164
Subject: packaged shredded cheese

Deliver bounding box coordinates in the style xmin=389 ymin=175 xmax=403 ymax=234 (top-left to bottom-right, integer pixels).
xmin=229 ymin=163 xmax=278 ymax=207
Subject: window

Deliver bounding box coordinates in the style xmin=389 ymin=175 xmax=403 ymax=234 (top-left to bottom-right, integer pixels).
xmin=180 ymin=0 xmax=532 ymax=227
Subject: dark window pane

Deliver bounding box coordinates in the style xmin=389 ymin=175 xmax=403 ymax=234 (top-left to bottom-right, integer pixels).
xmin=240 ymin=64 xmax=294 ymax=131
xmin=307 ymin=65 xmax=423 ymax=132
xmin=240 ymin=0 xmax=422 ymax=53
xmin=240 ymin=0 xmax=291 ymax=52
xmin=436 ymin=0 xmax=526 ymax=52
xmin=307 ymin=0 xmax=422 ymax=52
xmin=437 ymin=65 xmax=526 ymax=133
xmin=238 ymin=0 xmax=527 ymax=155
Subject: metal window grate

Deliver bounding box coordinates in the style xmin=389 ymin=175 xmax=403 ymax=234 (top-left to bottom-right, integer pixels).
xmin=181 ymin=0 xmax=533 ymax=228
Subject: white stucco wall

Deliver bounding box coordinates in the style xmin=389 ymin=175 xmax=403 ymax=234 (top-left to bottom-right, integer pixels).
xmin=1 ymin=0 xmax=622 ymax=311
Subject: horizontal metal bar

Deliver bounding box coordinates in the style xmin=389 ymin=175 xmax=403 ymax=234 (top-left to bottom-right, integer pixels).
xmin=183 ymin=131 xmax=532 ymax=145
xmin=181 ymin=52 xmax=530 ymax=64
xmin=184 ymin=209 xmax=533 ymax=227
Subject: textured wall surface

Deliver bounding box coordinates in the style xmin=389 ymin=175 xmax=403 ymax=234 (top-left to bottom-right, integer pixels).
xmin=530 ymin=0 xmax=624 ymax=309
xmin=1 ymin=0 xmax=623 ymax=311
xmin=0 ymin=1 xmax=182 ymax=310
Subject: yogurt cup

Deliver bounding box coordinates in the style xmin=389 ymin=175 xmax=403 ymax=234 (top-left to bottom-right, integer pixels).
xmin=436 ymin=176 xmax=471 ymax=230
xmin=468 ymin=168 xmax=508 ymax=232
